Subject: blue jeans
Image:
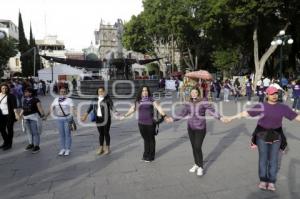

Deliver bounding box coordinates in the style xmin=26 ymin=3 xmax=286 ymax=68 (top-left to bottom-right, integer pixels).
xmin=292 ymin=96 xmax=300 ymax=110
xmin=56 ymin=117 xmax=72 ymax=150
xmin=247 ymin=92 xmax=252 ymax=101
xmin=24 ymin=119 xmax=40 ymax=146
xmin=224 ymin=88 xmax=230 ymax=101
xmin=257 ymin=138 xmax=281 ymax=183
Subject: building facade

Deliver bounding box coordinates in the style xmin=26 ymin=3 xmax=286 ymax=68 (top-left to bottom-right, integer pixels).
xmin=0 ymin=19 xmax=21 ymax=76
xmin=36 ymin=35 xmax=66 ymax=68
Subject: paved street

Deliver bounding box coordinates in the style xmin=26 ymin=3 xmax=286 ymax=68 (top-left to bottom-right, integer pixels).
xmin=0 ymin=94 xmax=300 ymax=199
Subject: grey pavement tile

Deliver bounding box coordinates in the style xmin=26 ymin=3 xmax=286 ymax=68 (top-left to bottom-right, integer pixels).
xmin=20 ymin=193 xmax=54 ymax=199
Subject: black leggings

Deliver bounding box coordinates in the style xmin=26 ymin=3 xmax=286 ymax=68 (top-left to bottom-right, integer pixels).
xmin=96 ymin=116 xmax=111 ymax=146
xmin=0 ymin=115 xmax=15 ymax=147
xmin=188 ymin=128 xmax=206 ymax=167
xmin=138 ymin=123 xmax=156 ymax=161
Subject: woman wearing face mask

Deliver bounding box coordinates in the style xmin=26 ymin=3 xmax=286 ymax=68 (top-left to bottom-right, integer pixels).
xmin=167 ymin=87 xmax=226 ymax=176
xmin=0 ymin=83 xmax=19 ymax=150
xmin=120 ymin=86 xmax=169 ymax=162
xmin=81 ymin=87 xmax=117 ymax=155
xmin=45 ymin=87 xmax=76 ymax=156
xmin=227 ymin=86 xmax=300 ymax=191
xmin=19 ymin=87 xmax=46 ymax=153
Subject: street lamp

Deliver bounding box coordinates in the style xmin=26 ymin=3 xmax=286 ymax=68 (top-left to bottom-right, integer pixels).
xmin=0 ymin=30 xmax=7 ymax=39
xmin=49 ymin=58 xmax=54 ymax=82
xmin=271 ymin=30 xmax=293 ymax=85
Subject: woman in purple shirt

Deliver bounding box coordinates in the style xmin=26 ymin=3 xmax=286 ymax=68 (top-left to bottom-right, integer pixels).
xmin=168 ymin=87 xmax=226 ymax=176
xmin=228 ymin=86 xmax=300 ymax=191
xmin=121 ymin=86 xmax=169 ymax=162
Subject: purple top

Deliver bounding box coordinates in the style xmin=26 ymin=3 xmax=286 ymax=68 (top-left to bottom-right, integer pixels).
xmin=257 ymin=85 xmax=264 ymax=96
xmin=174 ymin=99 xmax=221 ymax=130
xmin=224 ymin=83 xmax=231 ymax=90
xmin=138 ymin=97 xmax=154 ymax=125
xmin=246 ymin=81 xmax=252 ymax=93
xmin=292 ymin=84 xmax=300 ymax=97
xmin=247 ymin=102 xmax=297 ymax=129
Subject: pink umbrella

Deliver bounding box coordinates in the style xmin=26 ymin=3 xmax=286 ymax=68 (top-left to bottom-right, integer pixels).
xmin=185 ymin=70 xmax=213 ymax=80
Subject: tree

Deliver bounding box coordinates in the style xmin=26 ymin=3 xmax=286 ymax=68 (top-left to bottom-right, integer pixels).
xmin=29 ymin=24 xmax=42 ymax=76
xmin=123 ymin=14 xmax=154 ymax=54
xmin=18 ymin=11 xmax=31 ymax=77
xmin=0 ymin=38 xmax=18 ymax=77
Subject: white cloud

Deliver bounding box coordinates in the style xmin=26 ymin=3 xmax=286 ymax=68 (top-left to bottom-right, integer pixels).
xmin=0 ymin=0 xmax=143 ymax=50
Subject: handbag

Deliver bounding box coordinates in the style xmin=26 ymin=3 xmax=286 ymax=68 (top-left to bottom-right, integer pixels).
xmin=89 ymin=105 xmax=96 ymax=122
xmin=68 ymin=117 xmax=77 ymax=131
xmin=58 ymin=102 xmax=77 ymax=131
xmin=153 ymin=110 xmax=165 ymax=136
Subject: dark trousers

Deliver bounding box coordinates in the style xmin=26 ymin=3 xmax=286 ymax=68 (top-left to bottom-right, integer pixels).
xmin=96 ymin=116 xmax=111 ymax=146
xmin=138 ymin=123 xmax=156 ymax=161
xmin=0 ymin=115 xmax=15 ymax=147
xmin=188 ymin=128 xmax=206 ymax=167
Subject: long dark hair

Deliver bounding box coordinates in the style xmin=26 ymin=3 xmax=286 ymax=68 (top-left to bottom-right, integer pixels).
xmin=0 ymin=83 xmax=10 ymax=94
xmin=189 ymin=87 xmax=202 ymax=102
xmin=135 ymin=85 xmax=151 ymax=104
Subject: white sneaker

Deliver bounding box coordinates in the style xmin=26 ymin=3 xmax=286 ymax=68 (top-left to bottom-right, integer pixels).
xmin=64 ymin=149 xmax=71 ymax=156
xmin=292 ymin=108 xmax=295 ymax=111
xmin=189 ymin=165 xmax=199 ymax=173
xmin=246 ymin=101 xmax=251 ymax=105
xmin=197 ymin=167 xmax=204 ymax=176
xmin=58 ymin=149 xmax=65 ymax=156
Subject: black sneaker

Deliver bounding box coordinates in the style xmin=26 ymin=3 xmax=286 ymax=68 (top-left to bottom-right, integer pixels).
xmin=25 ymin=144 xmax=34 ymax=151
xmin=32 ymin=146 xmax=40 ymax=154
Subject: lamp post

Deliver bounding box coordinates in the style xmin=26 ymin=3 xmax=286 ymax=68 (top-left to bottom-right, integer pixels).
xmin=0 ymin=30 xmax=6 ymax=39
xmin=49 ymin=58 xmax=54 ymax=82
xmin=271 ymin=30 xmax=293 ymax=85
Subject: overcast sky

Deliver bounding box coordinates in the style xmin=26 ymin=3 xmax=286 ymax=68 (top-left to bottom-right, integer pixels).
xmin=0 ymin=0 xmax=143 ymax=50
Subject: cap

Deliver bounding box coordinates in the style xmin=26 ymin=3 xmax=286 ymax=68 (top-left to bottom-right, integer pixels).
xmin=266 ymin=86 xmax=278 ymax=95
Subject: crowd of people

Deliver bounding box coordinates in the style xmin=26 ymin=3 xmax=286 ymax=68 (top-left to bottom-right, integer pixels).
xmin=0 ymin=75 xmax=300 ymax=192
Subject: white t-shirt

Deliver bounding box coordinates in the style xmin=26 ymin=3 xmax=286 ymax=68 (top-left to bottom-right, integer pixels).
xmin=263 ymin=78 xmax=271 ymax=87
xmin=51 ymin=97 xmax=74 ymax=117
xmin=0 ymin=94 xmax=8 ymax=115
xmin=97 ymin=96 xmax=104 ymax=117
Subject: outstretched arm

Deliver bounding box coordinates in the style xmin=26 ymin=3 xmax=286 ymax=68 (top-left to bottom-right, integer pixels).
xmin=153 ymin=101 xmax=167 ymax=117
xmin=120 ymin=105 xmax=136 ymax=120
xmin=227 ymin=111 xmax=249 ymax=122
xmin=295 ymin=115 xmax=300 ymax=122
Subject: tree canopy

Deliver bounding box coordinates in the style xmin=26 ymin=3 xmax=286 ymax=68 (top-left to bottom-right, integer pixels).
xmin=123 ymin=0 xmax=300 ymax=78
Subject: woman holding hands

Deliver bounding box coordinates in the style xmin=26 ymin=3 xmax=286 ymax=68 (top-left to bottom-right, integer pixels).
xmin=167 ymin=87 xmax=227 ymax=176
xmin=120 ymin=86 xmax=169 ymax=162
xmin=227 ymin=86 xmax=300 ymax=191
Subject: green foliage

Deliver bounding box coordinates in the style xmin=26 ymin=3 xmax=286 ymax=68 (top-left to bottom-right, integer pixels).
xmin=123 ymin=0 xmax=300 ymax=75
xmin=211 ymin=48 xmax=239 ymax=71
xmin=0 ymin=38 xmax=18 ymax=77
xmin=146 ymin=63 xmax=160 ymax=75
xmin=18 ymin=11 xmax=31 ymax=77
xmin=123 ymin=14 xmax=154 ymax=54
